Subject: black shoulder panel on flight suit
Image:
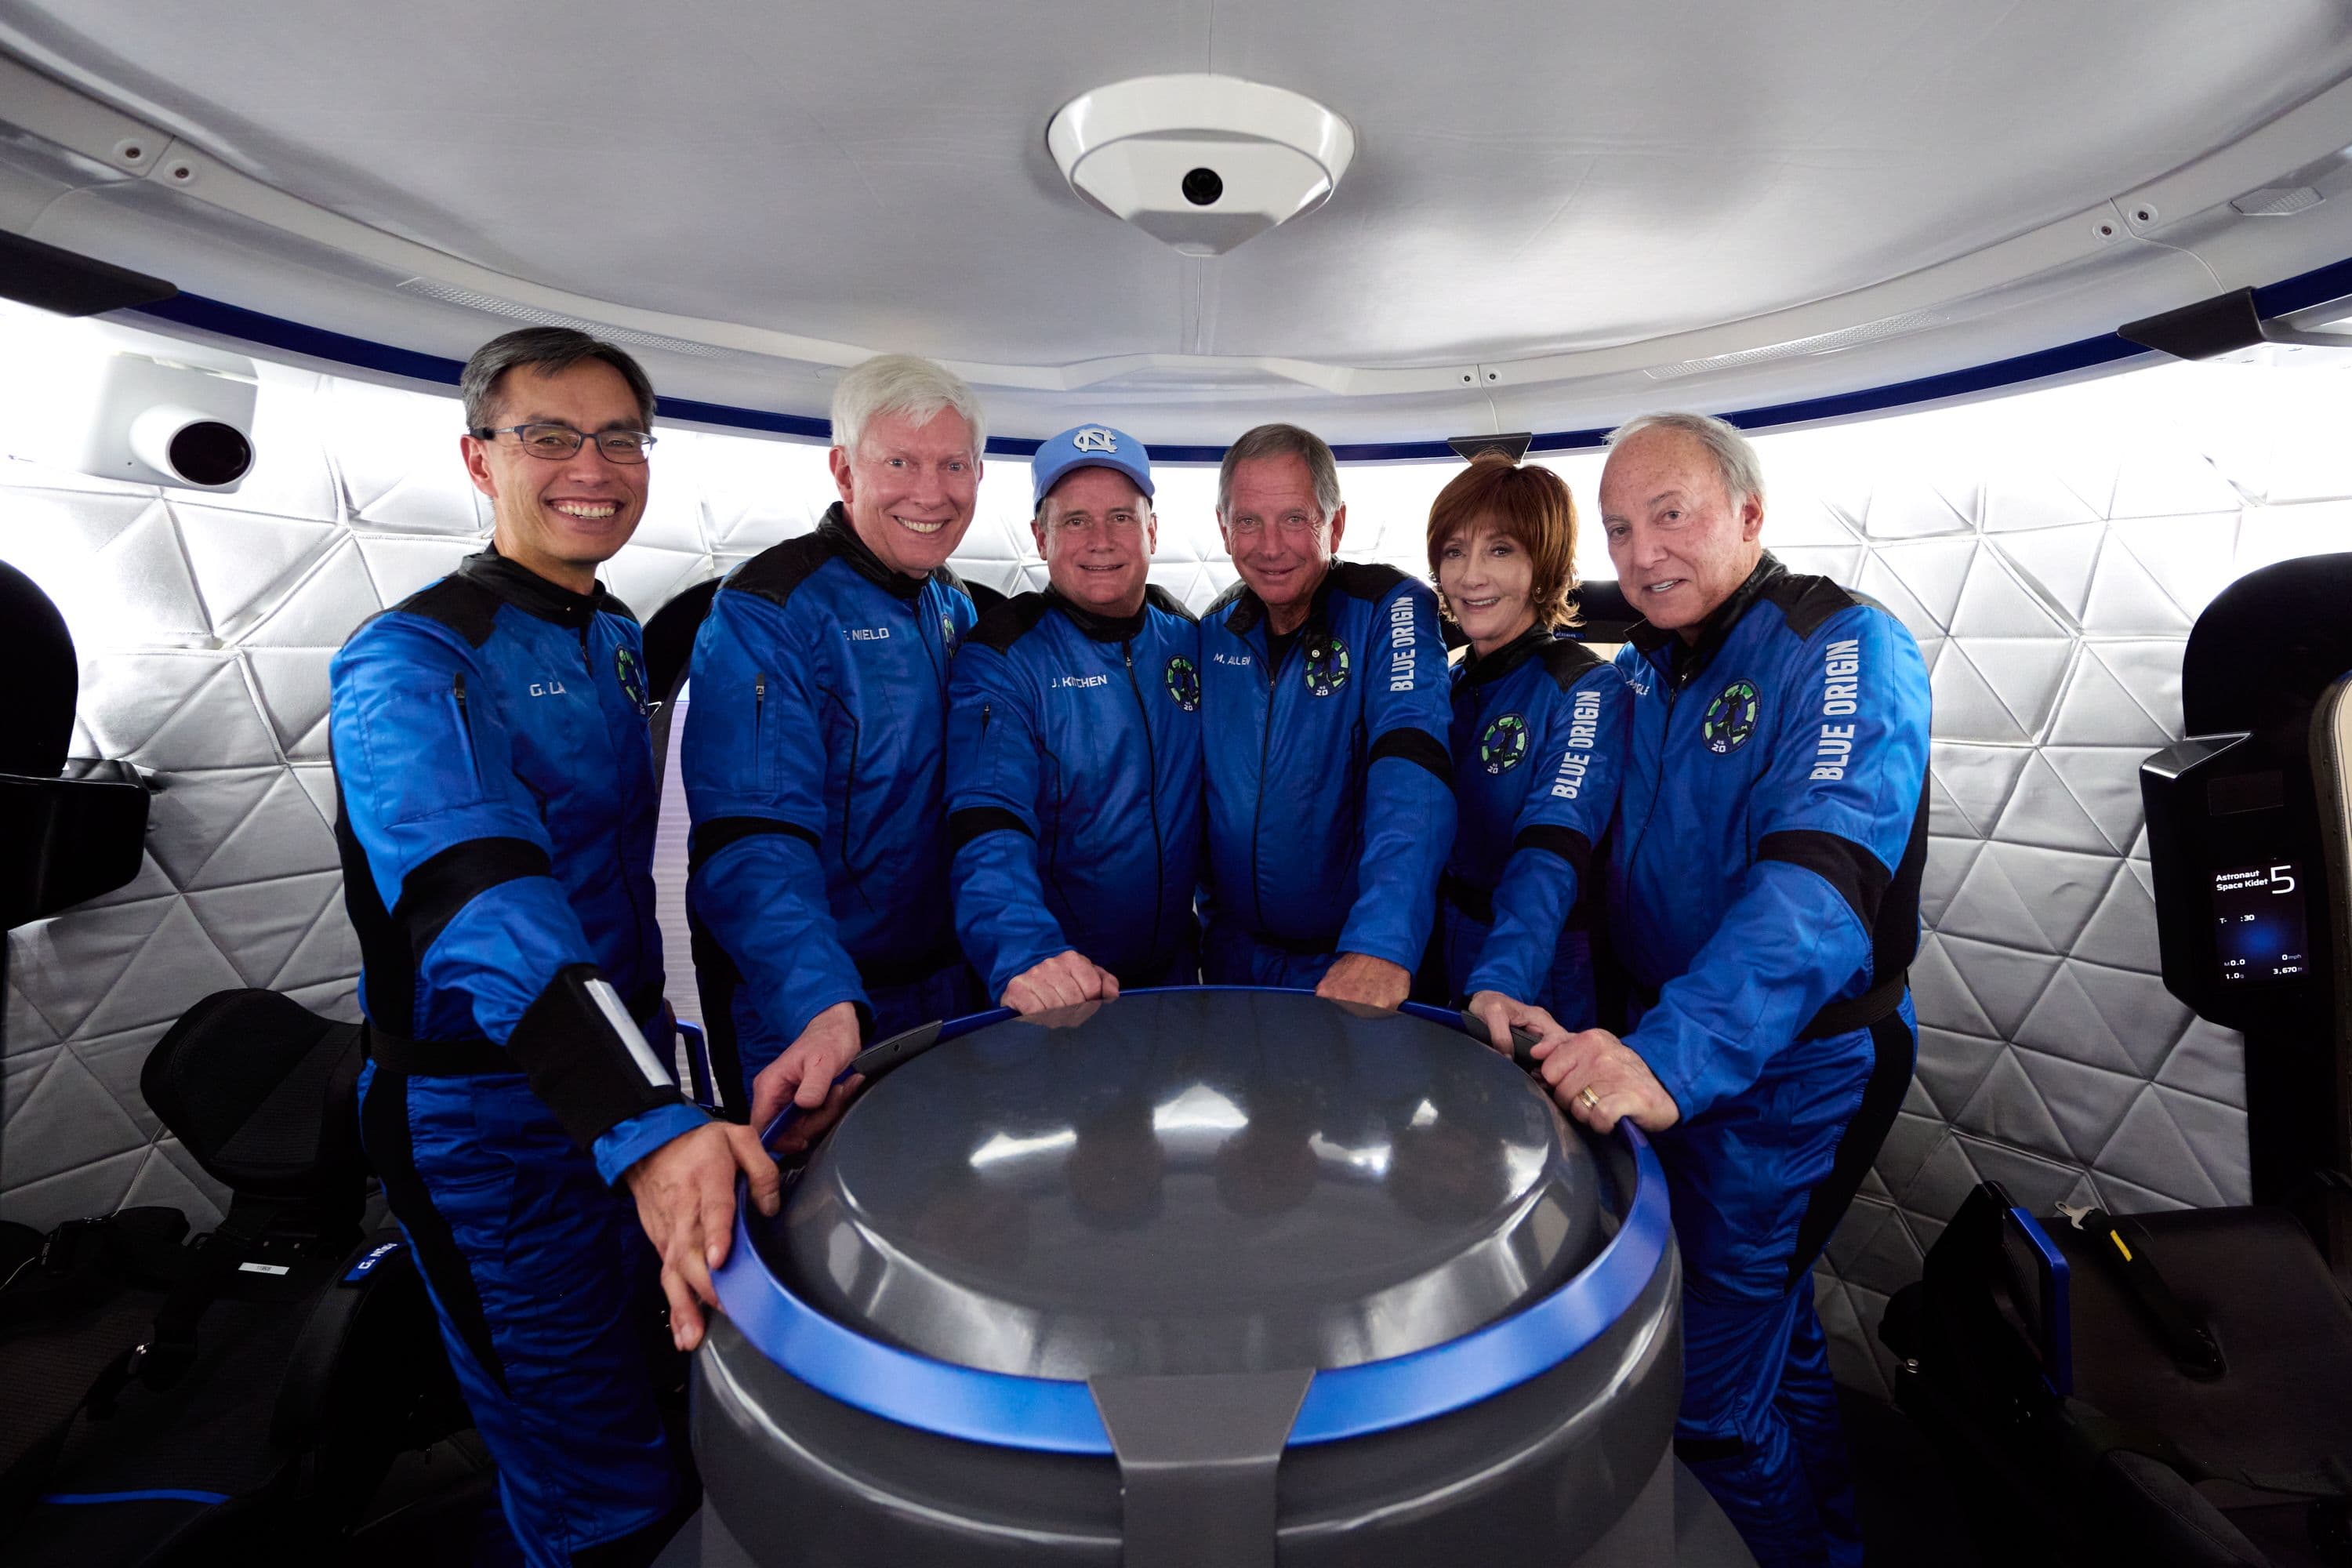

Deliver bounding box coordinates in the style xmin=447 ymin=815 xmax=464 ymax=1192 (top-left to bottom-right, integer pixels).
xmin=1536 ymin=637 xmax=1607 ymax=692
xmin=931 ymin=562 xmax=975 ymax=603
xmin=967 ymin=591 xmax=1056 ymax=655
xmin=1328 ymin=561 xmax=1411 ymax=602
xmin=724 ymin=532 xmax=834 ymax=612
xmin=1761 ymin=572 xmax=1866 ymax=641
xmin=394 ymin=575 xmax=503 ymax=648
xmin=1144 ymin=583 xmax=1199 ymax=622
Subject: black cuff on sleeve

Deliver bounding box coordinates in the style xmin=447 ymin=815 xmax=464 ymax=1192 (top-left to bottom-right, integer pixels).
xmin=689 ymin=815 xmax=819 ymax=875
xmin=1757 ymin=829 xmax=1892 ymax=930
xmin=1367 ymin=727 xmax=1453 ymax=785
xmin=507 ymin=963 xmax=685 ymax=1152
xmin=1510 ymin=824 xmax=1593 ymax=880
xmin=949 ymin=807 xmax=1033 ymax=851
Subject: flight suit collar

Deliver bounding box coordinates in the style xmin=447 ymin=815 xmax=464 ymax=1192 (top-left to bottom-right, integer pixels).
xmin=459 ymin=546 xmax=625 ymax=630
xmin=1626 ymin=552 xmax=1786 ymax=690
xmin=1046 ymin=586 xmax=1149 ymax=643
xmin=818 ymin=503 xmax=929 ymax=601
xmin=1462 ymin=622 xmax=1556 ymax=687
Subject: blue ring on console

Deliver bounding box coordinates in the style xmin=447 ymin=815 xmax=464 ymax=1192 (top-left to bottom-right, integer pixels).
xmin=712 ymin=985 xmax=1673 ymax=1454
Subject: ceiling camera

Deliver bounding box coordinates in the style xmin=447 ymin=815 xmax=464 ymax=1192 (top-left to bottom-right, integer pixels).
xmin=1047 ymin=74 xmax=1356 ymax=256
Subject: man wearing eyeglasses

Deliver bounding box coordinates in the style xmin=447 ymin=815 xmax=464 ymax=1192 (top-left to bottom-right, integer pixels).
xmin=946 ymin=425 xmax=1203 ymax=1013
xmin=683 ymin=354 xmax=986 ymax=1132
xmin=333 ymin=328 xmax=778 ymax=1567
xmin=1198 ymin=423 xmax=1455 ymax=1007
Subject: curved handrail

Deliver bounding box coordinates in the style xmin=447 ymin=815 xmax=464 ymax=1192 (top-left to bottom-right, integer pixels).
xmin=710 ymin=986 xmax=1673 ymax=1454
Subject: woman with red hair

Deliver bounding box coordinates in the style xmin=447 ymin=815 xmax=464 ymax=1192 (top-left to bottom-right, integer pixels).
xmin=1425 ymin=453 xmax=1631 ymax=1051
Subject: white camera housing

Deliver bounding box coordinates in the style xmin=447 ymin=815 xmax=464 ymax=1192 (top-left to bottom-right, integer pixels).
xmin=89 ymin=351 xmax=257 ymax=491
xmin=22 ymin=350 xmax=261 ymax=492
xmin=1047 ymin=74 xmax=1357 ymax=257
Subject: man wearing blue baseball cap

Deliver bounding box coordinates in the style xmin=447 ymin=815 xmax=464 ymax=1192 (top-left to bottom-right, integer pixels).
xmin=946 ymin=424 xmax=1204 ymax=1011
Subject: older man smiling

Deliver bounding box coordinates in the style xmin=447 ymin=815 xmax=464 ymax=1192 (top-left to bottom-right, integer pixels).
xmin=946 ymin=424 xmax=1203 ymax=1012
xmin=683 ymin=354 xmax=988 ymax=1130
xmin=1198 ymin=423 xmax=1455 ymax=1008
xmin=1538 ymin=411 xmax=1930 ymax=1568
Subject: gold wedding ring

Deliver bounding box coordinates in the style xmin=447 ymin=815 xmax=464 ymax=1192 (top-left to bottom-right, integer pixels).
xmin=1577 ymin=1086 xmax=1602 ymax=1112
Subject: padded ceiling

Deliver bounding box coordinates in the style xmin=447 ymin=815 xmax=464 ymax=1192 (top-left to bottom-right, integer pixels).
xmin=9 ymin=2 xmax=2352 ymax=440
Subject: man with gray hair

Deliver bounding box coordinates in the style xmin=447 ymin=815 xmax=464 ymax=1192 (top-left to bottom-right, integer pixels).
xmin=683 ymin=354 xmax=986 ymax=1132
xmin=1530 ymin=410 xmax=1930 ymax=1567
xmin=1198 ymin=422 xmax=1454 ymax=1005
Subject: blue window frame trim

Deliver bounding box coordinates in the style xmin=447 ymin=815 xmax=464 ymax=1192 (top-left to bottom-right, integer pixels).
xmin=39 ymin=1489 xmax=234 ymax=1506
xmin=129 ymin=252 xmax=2352 ymax=462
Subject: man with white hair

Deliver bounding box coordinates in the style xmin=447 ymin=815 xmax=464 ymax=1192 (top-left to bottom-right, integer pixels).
xmin=1531 ymin=411 xmax=1929 ymax=1567
xmin=683 ymin=354 xmax=986 ymax=1131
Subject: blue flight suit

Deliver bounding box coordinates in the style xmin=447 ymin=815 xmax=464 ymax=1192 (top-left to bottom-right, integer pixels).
xmin=333 ymin=549 xmax=707 ymax=1568
xmin=946 ymin=586 xmax=1203 ymax=997
xmin=682 ymin=506 xmax=982 ymax=1115
xmin=1609 ymin=554 xmax=1929 ymax=1568
xmin=1199 ymin=564 xmax=1456 ymax=986
xmin=1436 ymin=627 xmax=1629 ymax=1028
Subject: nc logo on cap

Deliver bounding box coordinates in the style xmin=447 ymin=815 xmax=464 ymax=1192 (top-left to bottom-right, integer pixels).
xmin=1071 ymin=427 xmax=1118 ymax=453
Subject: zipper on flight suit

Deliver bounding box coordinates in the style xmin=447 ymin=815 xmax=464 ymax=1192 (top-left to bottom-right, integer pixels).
xmin=449 ymin=672 xmax=485 ymax=790
xmin=579 ymin=618 xmax=653 ymax=964
xmin=1121 ymin=640 xmax=1166 ymax=965
xmin=1248 ymin=630 xmax=1290 ymax=938
xmin=1621 ymin=665 xmax=1679 ymax=887
xmin=753 ymin=672 xmax=768 ymax=786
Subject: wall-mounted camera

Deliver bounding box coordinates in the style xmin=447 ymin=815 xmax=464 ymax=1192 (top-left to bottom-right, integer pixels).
xmin=81 ymin=351 xmax=259 ymax=491
xmin=2 ymin=332 xmax=260 ymax=493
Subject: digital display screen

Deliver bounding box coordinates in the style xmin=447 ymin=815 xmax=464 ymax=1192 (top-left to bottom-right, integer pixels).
xmin=2212 ymin=862 xmax=2310 ymax=984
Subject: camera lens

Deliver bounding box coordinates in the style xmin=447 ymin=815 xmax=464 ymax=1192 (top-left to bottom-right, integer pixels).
xmin=168 ymin=421 xmax=254 ymax=488
xmin=1181 ymin=167 xmax=1223 ymax=207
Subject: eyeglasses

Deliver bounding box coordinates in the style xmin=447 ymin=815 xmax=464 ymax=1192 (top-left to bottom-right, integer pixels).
xmin=470 ymin=423 xmax=658 ymax=464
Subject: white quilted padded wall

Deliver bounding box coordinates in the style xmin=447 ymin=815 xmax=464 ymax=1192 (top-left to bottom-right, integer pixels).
xmin=5 ymin=303 xmax=2350 ymax=1403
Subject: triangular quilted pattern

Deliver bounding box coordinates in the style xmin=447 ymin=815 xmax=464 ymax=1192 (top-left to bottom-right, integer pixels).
xmin=0 ymin=328 xmax=2336 ymax=1405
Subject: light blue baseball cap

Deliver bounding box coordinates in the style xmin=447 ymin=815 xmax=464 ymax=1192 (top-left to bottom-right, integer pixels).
xmin=1032 ymin=423 xmax=1154 ymax=510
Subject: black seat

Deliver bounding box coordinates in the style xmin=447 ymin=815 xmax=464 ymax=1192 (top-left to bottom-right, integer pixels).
xmin=1889 ymin=1183 xmax=2352 ymax=1567
xmin=0 ymin=990 xmax=466 ymax=1564
xmin=140 ymin=989 xmax=371 ymax=1229
xmin=1886 ymin=552 xmax=2352 ymax=1567
xmin=0 ymin=561 xmax=149 ymax=929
